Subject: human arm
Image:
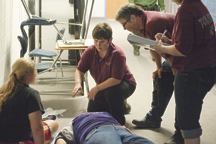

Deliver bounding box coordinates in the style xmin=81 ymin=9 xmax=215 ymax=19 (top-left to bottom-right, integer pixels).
xmin=72 ymin=69 xmax=85 ymax=97
xmin=54 ymin=123 xmax=75 ymax=144
xmin=152 ymin=33 xmax=185 ymax=56
xmin=88 ymin=48 xmax=125 ymax=100
xmin=166 ymin=56 xmax=176 ymax=76
xmin=151 ymin=50 xmax=162 ymax=81
xmin=152 ymin=42 xmax=185 ymax=57
xmin=29 ymin=110 xmax=44 ymax=144
xmin=56 ymin=139 xmax=67 ymax=144
xmin=88 ymin=78 xmax=121 ymax=100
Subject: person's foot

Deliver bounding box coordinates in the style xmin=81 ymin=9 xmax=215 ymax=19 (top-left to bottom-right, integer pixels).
xmin=123 ymin=101 xmax=131 ymax=114
xmin=132 ymin=118 xmax=161 ymax=128
xmin=164 ymin=132 xmax=184 ymax=144
xmin=134 ymin=48 xmax=140 ymax=56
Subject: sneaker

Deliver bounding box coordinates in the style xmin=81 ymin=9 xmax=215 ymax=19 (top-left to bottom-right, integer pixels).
xmin=42 ymin=115 xmax=56 ymax=121
xmin=132 ymin=118 xmax=161 ymax=128
xmin=134 ymin=48 xmax=140 ymax=56
xmin=164 ymin=132 xmax=184 ymax=144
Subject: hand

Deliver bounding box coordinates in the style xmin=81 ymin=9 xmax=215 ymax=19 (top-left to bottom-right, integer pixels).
xmin=151 ymin=33 xmax=171 ymax=53
xmin=87 ymin=86 xmax=99 ymax=101
xmin=155 ymin=33 xmax=170 ymax=44
xmin=151 ymin=40 xmax=163 ymax=53
xmin=72 ymin=83 xmax=83 ymax=98
xmin=152 ymin=67 xmax=162 ymax=81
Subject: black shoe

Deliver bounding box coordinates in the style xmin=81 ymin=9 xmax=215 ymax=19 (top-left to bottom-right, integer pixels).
xmin=42 ymin=115 xmax=56 ymax=121
xmin=164 ymin=132 xmax=184 ymax=144
xmin=132 ymin=118 xmax=161 ymax=128
xmin=123 ymin=102 xmax=131 ymax=114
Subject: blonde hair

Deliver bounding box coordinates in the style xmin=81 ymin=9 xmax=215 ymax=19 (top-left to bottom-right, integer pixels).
xmin=0 ymin=58 xmax=36 ymax=112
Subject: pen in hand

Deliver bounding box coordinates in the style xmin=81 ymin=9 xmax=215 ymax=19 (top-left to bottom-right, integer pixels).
xmin=161 ymin=30 xmax=167 ymax=40
xmin=144 ymin=30 xmax=167 ymax=51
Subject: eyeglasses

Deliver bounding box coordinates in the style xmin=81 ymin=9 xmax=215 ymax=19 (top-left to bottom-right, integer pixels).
xmin=123 ymin=18 xmax=130 ymax=27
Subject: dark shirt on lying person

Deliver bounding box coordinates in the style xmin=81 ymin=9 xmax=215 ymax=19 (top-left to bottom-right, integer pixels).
xmin=72 ymin=112 xmax=121 ymax=144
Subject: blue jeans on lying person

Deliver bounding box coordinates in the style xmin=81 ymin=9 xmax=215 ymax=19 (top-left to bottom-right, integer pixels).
xmin=84 ymin=124 xmax=154 ymax=144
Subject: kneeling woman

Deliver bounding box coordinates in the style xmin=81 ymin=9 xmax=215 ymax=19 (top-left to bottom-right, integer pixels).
xmin=72 ymin=23 xmax=136 ymax=125
xmin=0 ymin=58 xmax=58 ymax=144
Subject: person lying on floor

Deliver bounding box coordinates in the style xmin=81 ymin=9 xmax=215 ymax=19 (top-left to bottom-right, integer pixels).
xmin=53 ymin=111 xmax=154 ymax=144
xmin=0 ymin=58 xmax=58 ymax=144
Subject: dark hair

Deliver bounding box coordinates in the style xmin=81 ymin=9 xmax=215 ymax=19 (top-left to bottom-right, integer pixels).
xmin=115 ymin=3 xmax=143 ymax=21
xmin=92 ymin=23 xmax=112 ymax=41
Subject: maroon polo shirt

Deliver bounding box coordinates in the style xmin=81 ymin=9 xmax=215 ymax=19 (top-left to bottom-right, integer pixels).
xmin=171 ymin=0 xmax=216 ymax=72
xmin=139 ymin=10 xmax=175 ymax=59
xmin=77 ymin=43 xmax=136 ymax=86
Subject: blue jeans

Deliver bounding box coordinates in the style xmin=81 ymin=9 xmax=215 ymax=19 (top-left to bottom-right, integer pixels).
xmin=146 ymin=60 xmax=174 ymax=123
xmin=174 ymin=66 xmax=216 ymax=139
xmin=84 ymin=124 xmax=154 ymax=144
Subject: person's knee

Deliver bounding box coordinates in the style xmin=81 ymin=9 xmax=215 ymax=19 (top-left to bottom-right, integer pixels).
xmin=45 ymin=120 xmax=59 ymax=135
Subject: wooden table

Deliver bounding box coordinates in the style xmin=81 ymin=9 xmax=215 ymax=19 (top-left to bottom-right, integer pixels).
xmin=55 ymin=39 xmax=94 ymax=94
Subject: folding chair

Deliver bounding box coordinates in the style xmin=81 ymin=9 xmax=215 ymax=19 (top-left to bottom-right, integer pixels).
xmin=28 ymin=27 xmax=66 ymax=77
xmin=18 ymin=0 xmax=94 ymax=95
xmin=17 ymin=0 xmax=64 ymax=77
xmin=17 ymin=20 xmax=60 ymax=78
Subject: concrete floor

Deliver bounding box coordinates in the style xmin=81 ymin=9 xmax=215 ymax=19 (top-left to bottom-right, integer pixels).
xmin=31 ymin=18 xmax=216 ymax=144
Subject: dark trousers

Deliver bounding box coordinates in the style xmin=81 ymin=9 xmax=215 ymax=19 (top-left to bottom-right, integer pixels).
xmin=145 ymin=60 xmax=174 ymax=123
xmin=174 ymin=66 xmax=216 ymax=139
xmin=87 ymin=80 xmax=136 ymax=125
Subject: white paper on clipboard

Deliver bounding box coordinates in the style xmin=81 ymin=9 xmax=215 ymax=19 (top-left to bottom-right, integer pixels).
xmin=127 ymin=34 xmax=158 ymax=51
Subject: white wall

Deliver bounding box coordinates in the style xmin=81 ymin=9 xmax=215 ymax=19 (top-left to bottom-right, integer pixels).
xmin=40 ymin=0 xmax=105 ymax=59
xmin=0 ymin=0 xmax=27 ymax=85
xmin=91 ymin=0 xmax=177 ymax=18
xmin=0 ymin=0 xmax=178 ymax=86
xmin=160 ymin=0 xmax=180 ymax=14
xmin=0 ymin=0 xmax=105 ymax=86
xmin=91 ymin=0 xmax=105 ymax=18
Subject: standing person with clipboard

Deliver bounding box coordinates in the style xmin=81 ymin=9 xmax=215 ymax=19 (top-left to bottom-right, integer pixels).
xmin=116 ymin=3 xmax=186 ymax=144
xmin=152 ymin=0 xmax=216 ymax=143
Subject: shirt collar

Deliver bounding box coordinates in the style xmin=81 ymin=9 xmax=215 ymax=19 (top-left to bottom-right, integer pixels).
xmin=94 ymin=43 xmax=114 ymax=59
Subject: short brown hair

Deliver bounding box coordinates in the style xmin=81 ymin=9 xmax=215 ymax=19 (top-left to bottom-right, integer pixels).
xmin=92 ymin=23 xmax=112 ymax=41
xmin=115 ymin=3 xmax=143 ymax=21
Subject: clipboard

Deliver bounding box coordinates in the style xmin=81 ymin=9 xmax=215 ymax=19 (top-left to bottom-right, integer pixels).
xmin=127 ymin=33 xmax=158 ymax=51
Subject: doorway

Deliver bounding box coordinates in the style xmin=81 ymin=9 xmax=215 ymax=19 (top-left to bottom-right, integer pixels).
xmin=106 ymin=0 xmax=128 ymax=19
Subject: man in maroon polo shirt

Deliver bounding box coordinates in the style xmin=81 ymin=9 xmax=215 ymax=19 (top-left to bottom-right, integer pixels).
xmin=116 ymin=3 xmax=184 ymax=144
